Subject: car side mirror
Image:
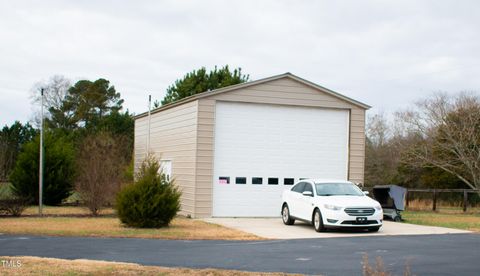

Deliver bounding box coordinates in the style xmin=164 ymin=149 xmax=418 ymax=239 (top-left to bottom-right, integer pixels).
xmin=363 ymin=191 xmax=369 ymax=195
xmin=302 ymin=191 xmax=313 ymax=197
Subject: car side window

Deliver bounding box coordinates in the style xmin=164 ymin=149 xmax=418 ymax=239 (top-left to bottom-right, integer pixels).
xmin=291 ymin=182 xmax=305 ymax=193
xmin=303 ymin=183 xmax=313 ymax=194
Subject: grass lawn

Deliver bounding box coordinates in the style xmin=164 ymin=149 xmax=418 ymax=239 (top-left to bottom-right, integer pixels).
xmin=0 ymin=206 xmax=261 ymax=240
xmin=402 ymin=209 xmax=480 ymax=232
xmin=0 ymin=256 xmax=298 ymax=276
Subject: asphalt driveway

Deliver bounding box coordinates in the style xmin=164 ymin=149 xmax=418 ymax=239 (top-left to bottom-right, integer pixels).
xmin=203 ymin=218 xmax=470 ymax=239
xmin=1 ymin=233 xmax=479 ymax=275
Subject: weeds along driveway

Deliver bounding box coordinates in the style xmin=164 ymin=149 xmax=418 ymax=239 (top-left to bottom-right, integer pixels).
xmin=202 ymin=218 xmax=470 ymax=239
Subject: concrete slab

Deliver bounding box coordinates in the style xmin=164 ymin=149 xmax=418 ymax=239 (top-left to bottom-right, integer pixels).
xmin=202 ymin=218 xmax=471 ymax=239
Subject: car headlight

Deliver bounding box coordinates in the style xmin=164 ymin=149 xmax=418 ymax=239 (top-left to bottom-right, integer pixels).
xmin=324 ymin=204 xmax=342 ymax=211
xmin=374 ymin=205 xmax=382 ymax=211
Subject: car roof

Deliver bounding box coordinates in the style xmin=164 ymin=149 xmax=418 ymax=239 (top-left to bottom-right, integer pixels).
xmin=300 ymin=179 xmax=354 ymax=184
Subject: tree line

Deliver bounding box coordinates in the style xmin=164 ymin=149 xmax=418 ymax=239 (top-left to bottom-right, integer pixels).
xmin=1 ymin=75 xmax=134 ymax=214
xmin=365 ymin=92 xmax=480 ymax=196
xmin=0 ymin=65 xmax=248 ymax=215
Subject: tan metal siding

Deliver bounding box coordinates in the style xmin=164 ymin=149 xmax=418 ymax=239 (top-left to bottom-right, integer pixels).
xmin=134 ymin=100 xmax=198 ymax=216
xmin=348 ymin=106 xmax=366 ymax=184
xmin=134 ymin=119 xmax=148 ymax=173
xmin=194 ymin=99 xmax=215 ymax=217
xmin=194 ymin=78 xmax=366 ymax=217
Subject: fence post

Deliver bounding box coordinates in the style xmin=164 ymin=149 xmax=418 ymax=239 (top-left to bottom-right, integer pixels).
xmin=463 ymin=190 xmax=468 ymax=212
xmin=432 ymin=189 xmax=437 ymax=211
xmin=405 ymin=190 xmax=409 ymax=209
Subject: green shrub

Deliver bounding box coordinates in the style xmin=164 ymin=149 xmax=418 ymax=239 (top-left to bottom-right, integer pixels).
xmin=116 ymin=156 xmax=181 ymax=228
xmin=9 ymin=131 xmax=75 ymax=205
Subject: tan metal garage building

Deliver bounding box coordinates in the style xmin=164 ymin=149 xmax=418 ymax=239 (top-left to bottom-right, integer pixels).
xmin=134 ymin=73 xmax=369 ymax=218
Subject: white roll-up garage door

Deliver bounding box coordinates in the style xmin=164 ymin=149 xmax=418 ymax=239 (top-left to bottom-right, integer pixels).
xmin=212 ymin=102 xmax=350 ymax=217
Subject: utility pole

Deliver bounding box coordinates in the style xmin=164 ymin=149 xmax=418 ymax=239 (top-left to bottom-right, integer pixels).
xmin=39 ymin=88 xmax=44 ymax=216
xmin=146 ymin=94 xmax=151 ymax=157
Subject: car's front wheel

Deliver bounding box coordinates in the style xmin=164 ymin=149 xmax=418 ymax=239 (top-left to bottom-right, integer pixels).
xmin=313 ymin=209 xmax=326 ymax=232
xmin=282 ymin=204 xmax=295 ymax=225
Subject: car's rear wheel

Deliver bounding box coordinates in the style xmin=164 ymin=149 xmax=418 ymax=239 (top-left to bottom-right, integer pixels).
xmin=313 ymin=209 xmax=326 ymax=232
xmin=282 ymin=204 xmax=295 ymax=225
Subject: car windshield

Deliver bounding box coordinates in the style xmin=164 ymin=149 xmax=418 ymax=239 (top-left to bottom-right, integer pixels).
xmin=315 ymin=183 xmax=364 ymax=196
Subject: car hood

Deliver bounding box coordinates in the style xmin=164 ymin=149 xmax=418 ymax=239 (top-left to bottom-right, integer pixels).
xmin=315 ymin=195 xmax=379 ymax=208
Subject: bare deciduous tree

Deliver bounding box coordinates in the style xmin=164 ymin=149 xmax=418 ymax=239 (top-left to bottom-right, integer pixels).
xmin=30 ymin=75 xmax=72 ymax=127
xmin=366 ymin=112 xmax=390 ymax=147
xmin=397 ymin=92 xmax=480 ymax=192
xmin=31 ymin=75 xmax=71 ymax=111
xmin=365 ymin=113 xmax=406 ymax=186
xmin=75 ymin=132 xmax=128 ymax=215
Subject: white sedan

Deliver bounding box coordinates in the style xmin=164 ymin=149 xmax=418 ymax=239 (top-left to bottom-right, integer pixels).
xmin=281 ymin=179 xmax=383 ymax=232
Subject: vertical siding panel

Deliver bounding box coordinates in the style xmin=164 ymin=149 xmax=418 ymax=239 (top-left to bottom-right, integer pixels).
xmin=194 ymin=99 xmax=215 ymax=217
xmin=348 ymin=107 xmax=366 ymax=184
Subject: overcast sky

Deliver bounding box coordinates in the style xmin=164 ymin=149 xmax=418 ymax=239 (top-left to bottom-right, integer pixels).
xmin=1 ymin=0 xmax=479 ymax=126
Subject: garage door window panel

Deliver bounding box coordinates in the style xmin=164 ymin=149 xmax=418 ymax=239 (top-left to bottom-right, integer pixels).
xmin=235 ymin=177 xmax=247 ymax=184
xmin=219 ymin=176 xmax=230 ymax=184
xmin=284 ymin=178 xmax=294 ymax=185
xmin=268 ymin=178 xmax=279 ymax=185
xmin=252 ymin=177 xmax=263 ymax=185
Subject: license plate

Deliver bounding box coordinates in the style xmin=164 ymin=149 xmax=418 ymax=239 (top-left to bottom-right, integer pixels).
xmin=356 ymin=217 xmax=368 ymax=223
